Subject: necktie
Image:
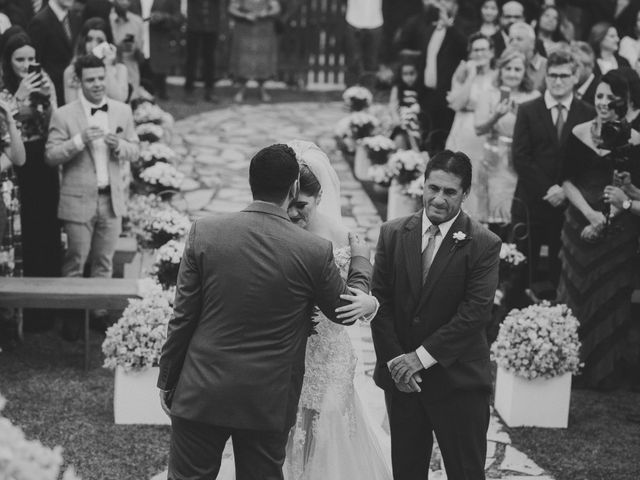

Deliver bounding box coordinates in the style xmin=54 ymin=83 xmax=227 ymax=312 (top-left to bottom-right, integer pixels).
xmin=62 ymin=14 xmax=72 ymax=42
xmin=422 ymin=224 xmax=440 ymax=285
xmin=32 ymin=0 xmax=43 ymax=13
xmin=555 ymin=104 xmax=565 ymax=140
xmin=91 ymin=104 xmax=109 ymax=115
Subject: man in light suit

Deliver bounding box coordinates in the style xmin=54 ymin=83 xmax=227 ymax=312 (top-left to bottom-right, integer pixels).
xmin=158 ymin=144 xmax=373 ymax=480
xmin=46 ymin=54 xmax=139 ymax=335
xmin=371 ymin=150 xmax=501 ymax=480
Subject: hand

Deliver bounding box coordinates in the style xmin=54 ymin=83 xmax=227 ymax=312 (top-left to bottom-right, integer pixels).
xmin=585 ymin=209 xmax=606 ymax=230
xmin=389 ymin=352 xmax=423 ymax=385
xmin=245 ymin=11 xmax=258 ymax=21
xmin=614 ymin=170 xmax=634 ymax=194
xmin=494 ymin=99 xmax=510 ymax=118
xmin=336 ymin=287 xmax=377 ymax=321
xmin=15 ymin=72 xmax=43 ymax=101
xmin=81 ymin=126 xmax=105 ymax=144
xmin=543 ymin=184 xmax=566 ymax=207
xmin=604 ymin=186 xmax=628 ymax=209
xmin=159 ymin=389 xmax=174 ymax=416
xmin=0 ymin=99 xmax=15 ymax=124
xmin=104 ymin=132 xmax=120 ymax=150
xmin=395 ymin=373 xmax=422 ymax=393
xmin=348 ymin=232 xmax=370 ymax=259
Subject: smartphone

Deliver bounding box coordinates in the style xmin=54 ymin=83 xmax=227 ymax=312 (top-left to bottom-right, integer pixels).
xmin=499 ymin=86 xmax=511 ymax=103
xmin=27 ymin=63 xmax=41 ymax=75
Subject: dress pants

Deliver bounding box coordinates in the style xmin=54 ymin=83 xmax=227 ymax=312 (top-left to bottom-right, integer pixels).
xmin=344 ymin=24 xmax=383 ymax=87
xmin=385 ymin=389 xmax=490 ymax=480
xmin=168 ymin=415 xmax=289 ymax=480
xmin=184 ymin=31 xmax=218 ymax=93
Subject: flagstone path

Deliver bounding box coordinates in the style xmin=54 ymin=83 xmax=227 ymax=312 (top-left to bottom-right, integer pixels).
xmin=152 ymin=102 xmax=553 ymax=480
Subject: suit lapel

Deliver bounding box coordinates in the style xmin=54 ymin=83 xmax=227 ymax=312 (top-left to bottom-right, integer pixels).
xmin=539 ymin=99 xmax=558 ymax=145
xmin=401 ymin=212 xmax=423 ymax=302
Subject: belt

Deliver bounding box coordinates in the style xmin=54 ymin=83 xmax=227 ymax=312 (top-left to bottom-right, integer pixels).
xmin=98 ymin=185 xmax=111 ymax=195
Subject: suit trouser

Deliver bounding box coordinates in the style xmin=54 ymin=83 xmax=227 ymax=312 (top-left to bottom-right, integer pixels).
xmin=184 ymin=31 xmax=218 ymax=92
xmin=168 ymin=415 xmax=289 ymax=480
xmin=385 ymin=388 xmax=490 ymax=480
xmin=62 ymin=193 xmax=121 ymax=279
xmin=344 ymin=24 xmax=382 ymax=87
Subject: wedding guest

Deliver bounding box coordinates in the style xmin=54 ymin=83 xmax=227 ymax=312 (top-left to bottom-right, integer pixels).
xmin=491 ymin=1 xmax=524 ymax=58
xmin=110 ymin=0 xmax=145 ymax=100
xmin=589 ymin=22 xmax=630 ymax=77
xmin=535 ymin=5 xmax=567 ymax=55
xmin=0 ymin=1 xmax=12 ymax=34
xmin=572 ymin=41 xmax=597 ymax=106
xmin=618 ymin=67 xmax=640 ymax=129
xmin=619 ymin=9 xmax=640 ymax=73
xmin=0 ymin=33 xmax=60 ymax=331
xmin=5 ymin=0 xmax=42 ymax=29
xmin=474 ymin=47 xmax=540 ymax=229
xmin=558 ymin=70 xmax=640 ymax=389
xmin=445 ymin=33 xmax=495 ymax=220
xmin=229 ymin=0 xmax=280 ymax=103
xmin=46 ymin=54 xmax=139 ymax=339
xmin=511 ymin=49 xmax=594 ymax=292
xmin=344 ymin=0 xmax=383 ymax=88
xmin=509 ymin=21 xmax=548 ymax=91
xmin=63 ymin=17 xmax=129 ymax=103
xmin=477 ymin=0 xmax=499 ymax=38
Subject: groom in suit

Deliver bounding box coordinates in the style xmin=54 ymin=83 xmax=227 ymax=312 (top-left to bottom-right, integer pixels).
xmin=158 ymin=144 xmax=372 ymax=480
xmin=371 ymin=150 xmax=501 ymax=480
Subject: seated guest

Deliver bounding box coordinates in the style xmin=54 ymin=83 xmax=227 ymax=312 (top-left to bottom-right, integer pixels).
xmin=64 ymin=17 xmax=129 ymax=103
xmin=508 ymin=21 xmax=547 ymax=91
xmin=572 ymin=41 xmax=597 ymax=105
xmin=589 ymin=22 xmax=630 ymax=77
xmin=511 ymin=49 xmax=594 ymax=293
xmin=45 ymin=54 xmax=139 ymax=339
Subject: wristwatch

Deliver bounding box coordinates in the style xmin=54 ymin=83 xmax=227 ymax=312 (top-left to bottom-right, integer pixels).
xmin=622 ymin=199 xmax=632 ymax=211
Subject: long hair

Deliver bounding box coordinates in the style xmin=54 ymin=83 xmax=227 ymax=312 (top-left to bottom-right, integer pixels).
xmin=74 ymin=17 xmax=114 ymax=59
xmin=535 ymin=6 xmax=567 ymax=43
xmin=494 ymin=47 xmax=534 ymax=93
xmin=588 ymin=22 xmax=615 ymax=58
xmin=1 ymin=33 xmax=33 ymax=94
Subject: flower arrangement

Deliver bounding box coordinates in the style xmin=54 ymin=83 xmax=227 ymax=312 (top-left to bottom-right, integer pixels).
xmin=490 ymin=301 xmax=582 ymax=380
xmin=102 ymin=285 xmax=173 ymax=372
xmin=368 ymin=104 xmax=397 ymax=137
xmin=141 ymin=207 xmax=191 ymax=250
xmin=342 ymin=86 xmax=373 ymax=112
xmin=348 ymin=112 xmax=379 ymax=140
xmin=404 ymin=176 xmax=424 ymax=199
xmin=150 ymin=239 xmax=185 ymax=289
xmin=123 ymin=194 xmax=162 ymax=236
xmin=0 ymin=394 xmax=82 ymax=480
xmin=133 ymin=101 xmax=165 ymax=125
xmin=139 ymin=162 xmax=185 ymax=192
xmin=500 ymin=243 xmax=526 ymax=268
xmin=362 ymin=135 xmax=397 ymax=164
xmin=387 ymin=149 xmax=427 ymax=186
xmin=133 ymin=142 xmax=178 ymax=177
xmin=368 ymin=164 xmax=393 ymax=187
xmin=135 ymin=122 xmax=164 ymax=143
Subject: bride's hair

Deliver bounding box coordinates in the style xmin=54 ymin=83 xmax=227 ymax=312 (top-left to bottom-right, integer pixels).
xmin=299 ymin=164 xmax=322 ymax=197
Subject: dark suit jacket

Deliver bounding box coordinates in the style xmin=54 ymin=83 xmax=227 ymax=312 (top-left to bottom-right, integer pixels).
xmin=28 ymin=5 xmax=81 ymax=105
xmin=577 ymin=74 xmax=598 ymax=106
xmin=371 ymin=211 xmax=500 ymax=403
xmin=512 ymin=96 xmax=595 ymax=223
xmin=158 ymin=202 xmax=372 ymax=432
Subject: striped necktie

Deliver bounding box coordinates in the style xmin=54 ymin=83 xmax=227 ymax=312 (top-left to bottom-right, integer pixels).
xmin=62 ymin=14 xmax=72 ymax=42
xmin=422 ymin=225 xmax=440 ymax=285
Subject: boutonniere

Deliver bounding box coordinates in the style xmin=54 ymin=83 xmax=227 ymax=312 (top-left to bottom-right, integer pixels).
xmin=450 ymin=231 xmax=472 ymax=252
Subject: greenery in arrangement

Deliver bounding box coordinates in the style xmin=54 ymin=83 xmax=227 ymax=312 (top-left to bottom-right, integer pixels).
xmin=151 ymin=240 xmax=185 ymax=289
xmin=491 ymin=301 xmax=582 ymax=380
xmin=135 ymin=123 xmax=164 ymax=143
xmin=342 ymin=86 xmax=373 ymax=112
xmin=346 ymin=112 xmax=379 ymax=140
xmin=141 ymin=207 xmax=191 ymax=250
xmin=361 ymin=135 xmax=397 ymax=164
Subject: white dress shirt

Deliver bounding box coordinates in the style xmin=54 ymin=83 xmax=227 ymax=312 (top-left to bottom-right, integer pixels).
xmin=345 ymin=0 xmax=383 ymax=29
xmin=424 ymin=25 xmax=446 ymax=89
xmin=544 ymin=90 xmax=573 ymax=125
xmin=73 ymin=93 xmax=111 ymax=189
xmin=140 ymin=0 xmax=154 ymax=59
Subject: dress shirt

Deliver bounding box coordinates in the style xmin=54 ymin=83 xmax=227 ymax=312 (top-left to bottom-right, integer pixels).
xmin=346 ymin=0 xmax=383 ymax=29
xmin=73 ymin=93 xmax=111 ymax=189
xmin=576 ymin=73 xmax=595 ymax=100
xmin=387 ymin=209 xmax=461 ymax=373
xmin=544 ymin=90 xmax=573 ymax=125
xmin=140 ymin=0 xmax=154 ymax=59
xmin=424 ymin=25 xmax=446 ymax=89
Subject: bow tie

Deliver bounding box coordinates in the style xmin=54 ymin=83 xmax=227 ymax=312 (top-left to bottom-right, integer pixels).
xmin=91 ymin=104 xmax=108 ymax=115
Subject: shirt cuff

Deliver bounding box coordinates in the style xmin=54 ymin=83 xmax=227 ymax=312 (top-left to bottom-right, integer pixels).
xmin=386 ymin=353 xmax=404 ymax=370
xmin=416 ymin=346 xmax=437 ymax=370
xmin=359 ymin=295 xmax=379 ymax=323
xmin=73 ymin=133 xmax=84 ymax=151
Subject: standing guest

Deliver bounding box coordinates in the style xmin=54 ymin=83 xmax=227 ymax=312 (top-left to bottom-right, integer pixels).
xmin=474 ymin=47 xmax=540 ymax=229
xmin=5 ymin=0 xmax=43 ymax=29
xmin=589 ymin=22 xmax=630 ymax=77
xmin=558 ymin=70 xmax=640 ymax=390
xmin=535 ymin=5 xmax=567 ymax=55
xmin=619 ymin=9 xmax=640 ymax=74
xmin=63 ymin=17 xmax=129 ymax=103
xmin=491 ymin=1 xmax=524 ymax=58
xmin=509 ymin=21 xmax=548 ymax=91
xmin=229 ymin=0 xmax=281 ymax=103
xmin=478 ymin=0 xmax=499 ymax=38
xmin=572 ymin=41 xmax=597 ymax=106
xmin=344 ymin=0 xmax=383 ymax=88
xmin=445 ymin=32 xmax=495 ymax=220
xmin=0 ymin=33 xmax=60 ymax=332
xmin=184 ymin=0 xmax=221 ymax=103
xmin=28 ymin=0 xmax=81 ymax=105
xmin=394 ymin=0 xmax=466 ymax=149
xmin=371 ymin=150 xmax=501 ymax=480
xmin=45 ymin=54 xmax=139 ymax=339
xmin=619 ymin=67 xmax=640 ymax=129
xmin=110 ymin=0 xmax=145 ymax=100
xmin=511 ymin=49 xmax=594 ymax=292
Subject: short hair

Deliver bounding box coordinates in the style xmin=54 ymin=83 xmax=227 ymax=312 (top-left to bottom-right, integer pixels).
xmin=588 ymin=22 xmax=615 ymax=58
xmin=74 ymin=54 xmax=106 ymax=80
xmin=546 ymin=49 xmax=578 ymax=74
xmin=495 ymin=47 xmax=534 ymax=92
xmin=249 ymin=144 xmax=300 ymax=203
xmin=598 ymin=70 xmax=630 ymax=118
xmin=617 ymin=67 xmax=640 ymax=110
xmin=570 ymin=41 xmax=595 ymax=68
xmin=467 ymin=32 xmax=494 ymax=55
xmin=424 ymin=150 xmax=472 ymax=193
xmin=299 ymin=164 xmax=322 ymax=197
xmin=509 ymin=21 xmax=535 ymax=42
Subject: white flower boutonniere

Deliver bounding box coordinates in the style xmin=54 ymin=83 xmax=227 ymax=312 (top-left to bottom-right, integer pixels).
xmin=451 ymin=231 xmax=472 ymax=251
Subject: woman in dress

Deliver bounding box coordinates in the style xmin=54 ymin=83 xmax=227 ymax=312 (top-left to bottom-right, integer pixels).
xmin=0 ymin=32 xmax=60 ymax=331
xmin=558 ymin=70 xmax=640 ymax=389
xmin=589 ymin=22 xmax=630 ymax=77
xmin=474 ymin=47 xmax=540 ymax=230
xmin=477 ymin=0 xmax=499 ymax=38
xmin=63 ymin=17 xmax=129 ymax=103
xmin=445 ymin=32 xmax=495 ymax=220
xmin=228 ymin=0 xmax=280 ymax=103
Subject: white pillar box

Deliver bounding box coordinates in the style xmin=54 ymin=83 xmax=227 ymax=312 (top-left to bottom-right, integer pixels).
xmin=114 ymin=366 xmax=170 ymax=425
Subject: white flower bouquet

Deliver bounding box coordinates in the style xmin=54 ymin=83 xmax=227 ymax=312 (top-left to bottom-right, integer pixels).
xmin=362 ymin=135 xmax=397 ymax=164
xmin=491 ymin=301 xmax=582 ymax=380
xmin=102 ymin=287 xmax=173 ymax=372
xmin=368 ymin=164 xmax=393 ymax=187
xmin=348 ymin=112 xmax=379 ymax=140
xmin=150 ymin=239 xmax=185 ymax=289
xmin=500 ymin=243 xmax=526 ymax=268
xmin=387 ymin=149 xmax=427 ymax=187
xmin=142 ymin=207 xmax=191 ymax=250
xmin=133 ymin=142 xmax=178 ymax=177
xmin=139 ymin=162 xmax=185 ymax=192
xmin=342 ymin=86 xmax=373 ymax=112
xmin=404 ymin=176 xmax=424 ymax=199
xmin=135 ymin=122 xmax=164 ymax=143
xmin=0 ymin=394 xmax=82 ymax=480
xmin=133 ymin=101 xmax=165 ymax=125
xmin=123 ymin=194 xmax=162 ymax=236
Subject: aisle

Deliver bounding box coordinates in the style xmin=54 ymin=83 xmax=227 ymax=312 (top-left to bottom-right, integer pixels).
xmin=153 ymin=102 xmax=553 ymax=480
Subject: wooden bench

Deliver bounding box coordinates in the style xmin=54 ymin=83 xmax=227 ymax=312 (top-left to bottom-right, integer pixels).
xmin=0 ymin=277 xmax=142 ymax=371
xmin=112 ymin=236 xmax=139 ymax=278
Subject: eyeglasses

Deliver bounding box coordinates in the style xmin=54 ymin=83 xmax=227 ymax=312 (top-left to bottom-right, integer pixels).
xmin=547 ymin=73 xmax=572 ymax=80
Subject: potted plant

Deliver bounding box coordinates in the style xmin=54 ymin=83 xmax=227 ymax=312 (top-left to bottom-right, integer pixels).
xmin=491 ymin=301 xmax=582 ymax=428
xmin=132 ymin=142 xmax=178 ymax=177
xmin=342 ymin=85 xmax=373 ymax=112
xmin=141 ymin=206 xmax=191 ymax=250
xmin=102 ymin=281 xmax=174 ymax=424
xmin=137 ymin=161 xmax=185 ymax=196
xmin=354 ymin=135 xmax=397 ymax=180
xmin=386 ymin=150 xmax=427 ymax=220
xmin=150 ymin=239 xmax=185 ymax=289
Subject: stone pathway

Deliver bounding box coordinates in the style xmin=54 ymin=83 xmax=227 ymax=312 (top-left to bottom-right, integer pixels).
xmin=152 ymin=102 xmax=552 ymax=480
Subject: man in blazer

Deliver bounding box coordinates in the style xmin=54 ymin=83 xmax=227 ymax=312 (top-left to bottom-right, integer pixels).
xmin=371 ymin=151 xmax=501 ymax=480
xmin=46 ymin=54 xmax=138 ymax=334
xmin=512 ymin=50 xmax=595 ymax=291
xmin=28 ymin=0 xmax=81 ymax=105
xmin=157 ymin=144 xmax=373 ymax=480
